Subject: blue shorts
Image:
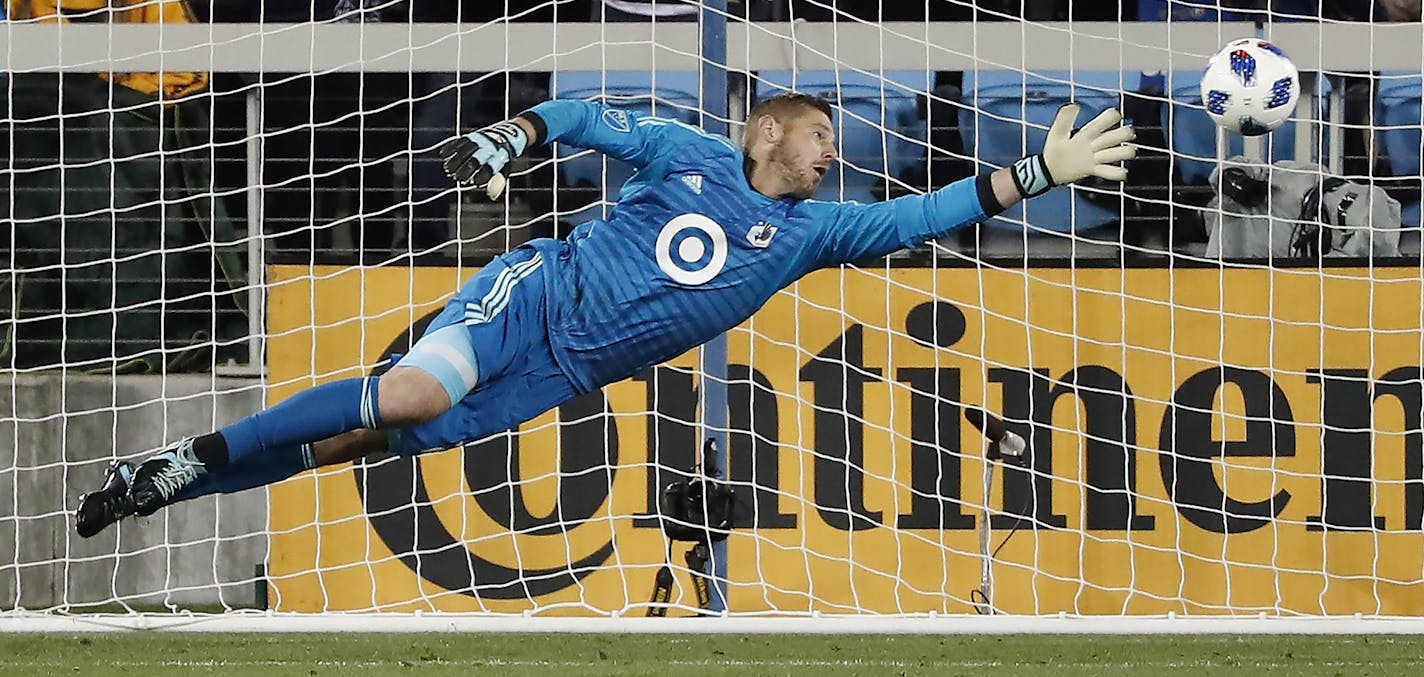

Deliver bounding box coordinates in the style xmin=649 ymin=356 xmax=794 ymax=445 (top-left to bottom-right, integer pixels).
xmin=387 ymin=247 xmax=579 ymax=456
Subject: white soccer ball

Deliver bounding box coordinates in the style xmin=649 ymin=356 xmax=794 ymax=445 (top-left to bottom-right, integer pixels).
xmin=1200 ymin=38 xmax=1300 ymax=136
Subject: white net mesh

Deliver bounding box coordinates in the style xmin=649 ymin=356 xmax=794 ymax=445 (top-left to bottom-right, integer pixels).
xmin=1 ymin=1 xmax=1423 ymax=620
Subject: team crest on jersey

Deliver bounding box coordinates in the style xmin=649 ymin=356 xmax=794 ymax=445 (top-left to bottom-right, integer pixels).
xmin=601 ymin=108 xmax=631 ymax=133
xmin=680 ymin=174 xmax=704 ymax=194
xmin=746 ymin=221 xmax=777 ymax=248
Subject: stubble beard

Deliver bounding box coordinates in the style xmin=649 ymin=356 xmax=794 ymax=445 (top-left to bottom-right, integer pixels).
xmin=769 ymin=141 xmax=821 ymax=200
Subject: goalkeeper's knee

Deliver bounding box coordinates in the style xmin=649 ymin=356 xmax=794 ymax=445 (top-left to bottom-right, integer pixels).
xmin=378 ymin=324 xmax=481 ymax=425
xmin=372 ymin=369 xmax=460 ymax=426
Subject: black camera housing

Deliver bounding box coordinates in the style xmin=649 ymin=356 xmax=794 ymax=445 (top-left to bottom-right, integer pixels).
xmin=1220 ymin=167 xmax=1269 ymax=208
xmin=658 ymin=475 xmax=735 ymax=543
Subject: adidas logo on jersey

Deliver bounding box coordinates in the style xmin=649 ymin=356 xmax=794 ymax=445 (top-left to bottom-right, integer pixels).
xmin=746 ymin=221 xmax=778 ymax=248
xmin=681 ymin=174 xmax=704 ymax=194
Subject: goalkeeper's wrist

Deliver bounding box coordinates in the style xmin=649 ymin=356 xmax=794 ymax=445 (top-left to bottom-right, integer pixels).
xmin=472 ymin=120 xmax=531 ymax=159
xmin=517 ymin=111 xmax=548 ymax=147
xmin=1010 ymin=154 xmax=1056 ymax=198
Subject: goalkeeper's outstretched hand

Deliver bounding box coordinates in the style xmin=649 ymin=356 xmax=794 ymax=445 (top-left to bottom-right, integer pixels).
xmin=439 ymin=120 xmax=530 ymax=200
xmin=1010 ymin=104 xmax=1136 ymax=198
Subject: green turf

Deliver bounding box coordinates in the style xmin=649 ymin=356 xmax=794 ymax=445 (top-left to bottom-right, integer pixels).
xmin=1 ymin=633 xmax=1420 ymax=676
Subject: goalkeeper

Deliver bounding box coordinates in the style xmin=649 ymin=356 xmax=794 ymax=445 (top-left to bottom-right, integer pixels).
xmin=75 ymin=92 xmax=1134 ymax=537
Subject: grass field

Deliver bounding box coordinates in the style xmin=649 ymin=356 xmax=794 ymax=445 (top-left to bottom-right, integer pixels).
xmin=0 ymin=633 xmax=1420 ymax=676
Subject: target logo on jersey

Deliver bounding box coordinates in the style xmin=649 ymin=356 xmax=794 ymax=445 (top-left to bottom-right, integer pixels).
xmin=656 ymin=213 xmax=727 ymax=285
xmin=1201 ymin=38 xmax=1300 ymax=136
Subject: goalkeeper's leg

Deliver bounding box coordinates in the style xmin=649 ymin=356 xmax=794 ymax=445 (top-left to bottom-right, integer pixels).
xmin=115 ymin=268 xmax=502 ymax=526
xmin=123 ymin=365 xmax=451 ymax=518
xmin=76 ymin=248 xmax=544 ymax=537
xmin=73 ymin=366 xmax=446 ymax=539
xmin=167 ymin=429 xmax=391 ymax=501
xmin=74 ymin=428 xmax=391 ymax=538
xmin=74 ymin=323 xmax=470 ymax=537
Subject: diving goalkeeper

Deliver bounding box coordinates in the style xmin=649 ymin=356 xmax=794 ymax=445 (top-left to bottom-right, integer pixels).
xmin=75 ymin=92 xmax=1135 ymax=537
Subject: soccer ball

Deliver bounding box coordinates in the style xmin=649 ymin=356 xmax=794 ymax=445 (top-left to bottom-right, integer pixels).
xmin=1200 ymin=38 xmax=1300 ymax=136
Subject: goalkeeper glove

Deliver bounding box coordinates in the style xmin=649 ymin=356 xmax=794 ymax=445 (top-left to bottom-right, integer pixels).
xmin=439 ymin=120 xmax=530 ymax=199
xmin=1010 ymin=103 xmax=1136 ymax=198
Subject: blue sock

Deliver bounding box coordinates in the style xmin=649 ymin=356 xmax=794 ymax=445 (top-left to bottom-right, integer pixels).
xmin=172 ymin=443 xmax=316 ymax=502
xmin=217 ymin=377 xmax=381 ymax=467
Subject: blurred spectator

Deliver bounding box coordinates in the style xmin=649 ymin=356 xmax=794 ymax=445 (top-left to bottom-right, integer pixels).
xmin=402 ymin=2 xmax=574 ymax=250
xmin=1318 ymin=0 xmax=1422 ymax=222
xmin=1321 ymin=0 xmax=1421 ymax=20
xmin=332 ymin=0 xmax=388 ymax=21
xmin=9 ymin=0 xmax=208 ymax=97
xmin=0 ymin=0 xmax=245 ymax=372
xmin=245 ymin=1 xmax=416 ymax=259
xmin=786 ymin=0 xmax=1133 ymax=20
xmin=788 ymin=0 xmax=978 ymax=20
xmin=1135 ymin=0 xmax=1260 ymax=20
xmin=593 ymin=0 xmax=768 ymax=20
xmin=1379 ymin=0 xmax=1422 ymax=20
xmin=596 ymin=0 xmax=698 ymax=20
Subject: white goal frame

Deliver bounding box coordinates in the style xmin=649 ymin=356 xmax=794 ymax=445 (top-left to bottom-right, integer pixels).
xmin=5 ymin=611 xmax=1424 ymax=634
xmin=5 ymin=15 xmax=1424 ymax=631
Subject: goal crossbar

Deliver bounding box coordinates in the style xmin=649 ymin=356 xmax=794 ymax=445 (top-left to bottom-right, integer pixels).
xmin=0 ymin=22 xmax=1417 ymax=73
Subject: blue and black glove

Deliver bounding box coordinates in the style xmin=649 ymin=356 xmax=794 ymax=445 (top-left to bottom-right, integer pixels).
xmin=439 ymin=120 xmax=530 ymax=199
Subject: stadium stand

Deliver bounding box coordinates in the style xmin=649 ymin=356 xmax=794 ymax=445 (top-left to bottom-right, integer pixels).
xmin=1376 ymin=73 xmax=1423 ymax=228
xmin=962 ymin=70 xmax=1128 ymax=233
xmin=551 ymin=70 xmax=702 ymax=221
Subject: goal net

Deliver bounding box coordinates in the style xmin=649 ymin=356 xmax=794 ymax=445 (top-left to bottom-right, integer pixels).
xmin=3 ymin=0 xmax=1423 ymax=624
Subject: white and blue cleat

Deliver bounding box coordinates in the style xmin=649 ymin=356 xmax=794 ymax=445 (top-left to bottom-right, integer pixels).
xmin=129 ymin=438 xmax=207 ymax=517
xmin=75 ymin=460 xmax=137 ymax=538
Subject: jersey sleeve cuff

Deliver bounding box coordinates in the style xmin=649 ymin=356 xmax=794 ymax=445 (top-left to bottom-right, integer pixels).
xmin=518 ymin=110 xmax=549 ymax=146
xmin=976 ymin=173 xmax=1005 ymax=218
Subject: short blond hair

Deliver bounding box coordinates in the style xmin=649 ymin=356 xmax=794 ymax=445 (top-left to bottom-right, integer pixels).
xmin=742 ymin=92 xmax=834 ymax=149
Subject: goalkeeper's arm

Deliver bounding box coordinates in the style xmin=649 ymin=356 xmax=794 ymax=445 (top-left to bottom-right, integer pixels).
xmin=440 ymin=99 xmax=710 ymax=199
xmin=813 ymin=103 xmax=1136 ymax=264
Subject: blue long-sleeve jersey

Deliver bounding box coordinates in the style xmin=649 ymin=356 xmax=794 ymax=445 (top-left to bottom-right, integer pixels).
xmin=520 ymin=100 xmax=989 ymax=393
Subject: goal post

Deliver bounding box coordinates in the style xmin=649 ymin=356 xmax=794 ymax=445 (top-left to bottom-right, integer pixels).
xmin=2 ymin=3 xmax=1424 ymax=628
xmin=698 ymin=0 xmax=732 ymax=615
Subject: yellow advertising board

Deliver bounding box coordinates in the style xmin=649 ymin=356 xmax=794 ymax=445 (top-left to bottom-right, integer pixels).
xmin=266 ymin=263 xmax=1424 ymax=615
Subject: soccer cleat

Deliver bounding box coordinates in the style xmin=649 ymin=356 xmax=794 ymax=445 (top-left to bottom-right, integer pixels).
xmin=75 ymin=460 xmax=137 ymax=538
xmin=130 ymin=438 xmax=208 ymax=517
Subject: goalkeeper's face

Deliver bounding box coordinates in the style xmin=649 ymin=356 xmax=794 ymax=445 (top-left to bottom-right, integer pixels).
xmin=768 ymin=110 xmax=837 ymax=199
